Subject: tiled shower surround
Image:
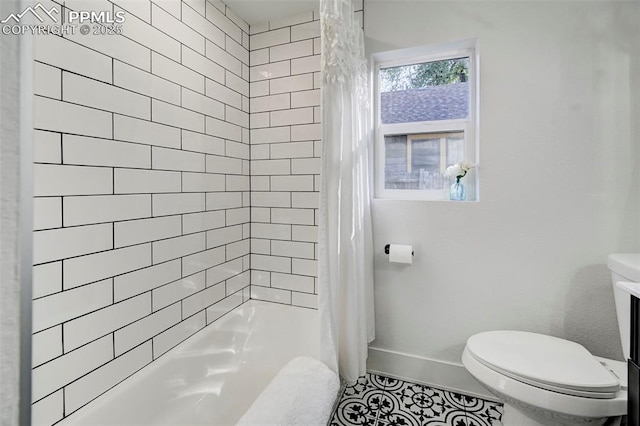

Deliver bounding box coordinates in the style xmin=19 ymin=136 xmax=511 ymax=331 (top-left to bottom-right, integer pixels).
xmin=247 ymin=11 xmax=323 ymax=308
xmin=31 ymin=1 xmax=363 ymax=424
xmin=31 ymin=0 xmax=251 ymax=423
xmin=248 ymin=1 xmax=363 ymax=308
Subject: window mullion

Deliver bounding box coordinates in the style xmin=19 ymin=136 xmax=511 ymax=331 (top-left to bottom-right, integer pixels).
xmin=440 ymin=137 xmax=446 ymax=174
xmin=407 ymin=138 xmax=412 ymax=173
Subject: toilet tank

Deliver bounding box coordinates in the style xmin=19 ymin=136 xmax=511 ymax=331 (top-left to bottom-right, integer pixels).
xmin=608 ymin=253 xmax=640 ymax=361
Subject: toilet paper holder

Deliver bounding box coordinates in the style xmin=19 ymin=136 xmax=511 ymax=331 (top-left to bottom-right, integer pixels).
xmin=384 ymin=244 xmax=414 ymax=256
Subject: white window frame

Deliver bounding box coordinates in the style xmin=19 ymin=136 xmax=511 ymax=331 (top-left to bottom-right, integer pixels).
xmin=372 ymin=39 xmax=479 ymax=201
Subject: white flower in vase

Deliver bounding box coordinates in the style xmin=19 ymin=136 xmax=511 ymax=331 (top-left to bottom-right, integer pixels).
xmin=445 ymin=161 xmax=475 ymax=201
xmin=445 ymin=161 xmax=475 ymax=182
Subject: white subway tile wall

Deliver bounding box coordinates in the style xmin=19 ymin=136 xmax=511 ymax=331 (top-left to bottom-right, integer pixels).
xmin=31 ymin=1 xmax=366 ymax=423
xmin=248 ymin=11 xmax=323 ymax=310
xmin=32 ymin=0 xmax=250 ymax=423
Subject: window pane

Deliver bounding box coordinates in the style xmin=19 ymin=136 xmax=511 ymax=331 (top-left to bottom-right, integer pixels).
xmin=446 ymin=135 xmax=464 ymax=167
xmin=411 ymin=137 xmax=440 ymax=173
xmin=384 ymin=135 xmax=409 ymax=189
xmin=379 ymin=57 xmax=469 ymax=124
xmin=384 ymin=132 xmax=464 ymax=190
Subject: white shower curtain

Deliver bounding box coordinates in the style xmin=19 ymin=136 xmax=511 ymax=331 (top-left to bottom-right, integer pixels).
xmin=318 ymin=0 xmax=375 ymax=384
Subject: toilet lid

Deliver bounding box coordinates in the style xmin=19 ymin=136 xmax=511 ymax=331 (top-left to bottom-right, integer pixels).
xmin=466 ymin=331 xmax=620 ymax=399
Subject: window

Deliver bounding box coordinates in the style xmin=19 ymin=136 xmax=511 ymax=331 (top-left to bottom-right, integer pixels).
xmin=373 ymin=40 xmax=478 ymax=200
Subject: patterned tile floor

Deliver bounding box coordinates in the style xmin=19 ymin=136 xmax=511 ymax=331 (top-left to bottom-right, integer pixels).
xmin=330 ymin=373 xmax=503 ymax=426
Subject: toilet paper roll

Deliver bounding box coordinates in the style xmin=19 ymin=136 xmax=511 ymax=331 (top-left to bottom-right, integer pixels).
xmin=388 ymin=244 xmax=413 ymax=265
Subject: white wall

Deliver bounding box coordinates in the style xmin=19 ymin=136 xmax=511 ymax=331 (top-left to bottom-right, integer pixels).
xmin=1 ymin=0 xmax=26 ymax=422
xmin=366 ymin=0 xmax=640 ymax=370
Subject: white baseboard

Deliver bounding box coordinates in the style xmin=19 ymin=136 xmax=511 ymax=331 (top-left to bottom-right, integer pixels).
xmin=367 ymin=346 xmax=499 ymax=402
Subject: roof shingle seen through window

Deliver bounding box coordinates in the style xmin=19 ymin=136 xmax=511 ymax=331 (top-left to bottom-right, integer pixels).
xmin=381 ymin=82 xmax=469 ymax=124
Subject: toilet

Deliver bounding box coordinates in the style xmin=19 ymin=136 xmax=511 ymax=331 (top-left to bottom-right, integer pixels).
xmin=462 ymin=253 xmax=640 ymax=426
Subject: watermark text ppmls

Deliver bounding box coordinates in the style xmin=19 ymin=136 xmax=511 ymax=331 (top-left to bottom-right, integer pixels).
xmin=1 ymin=2 xmax=126 ymax=36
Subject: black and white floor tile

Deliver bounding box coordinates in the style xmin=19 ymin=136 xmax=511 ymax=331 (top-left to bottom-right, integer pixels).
xmin=330 ymin=373 xmax=503 ymax=426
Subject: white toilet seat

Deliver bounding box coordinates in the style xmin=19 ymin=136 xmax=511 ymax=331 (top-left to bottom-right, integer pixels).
xmin=466 ymin=331 xmax=620 ymax=398
xmin=462 ymin=331 xmax=627 ymax=419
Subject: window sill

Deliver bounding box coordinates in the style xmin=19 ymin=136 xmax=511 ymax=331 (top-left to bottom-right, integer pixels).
xmin=375 ymin=189 xmax=477 ymax=202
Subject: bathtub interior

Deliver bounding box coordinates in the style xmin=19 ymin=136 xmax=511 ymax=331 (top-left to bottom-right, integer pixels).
xmin=59 ymin=300 xmax=320 ymax=425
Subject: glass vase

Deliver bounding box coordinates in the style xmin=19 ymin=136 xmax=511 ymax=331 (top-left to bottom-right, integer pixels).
xmin=450 ymin=178 xmax=466 ymax=201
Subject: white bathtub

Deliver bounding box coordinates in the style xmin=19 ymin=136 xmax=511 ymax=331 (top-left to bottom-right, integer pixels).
xmin=60 ymin=300 xmax=320 ymax=425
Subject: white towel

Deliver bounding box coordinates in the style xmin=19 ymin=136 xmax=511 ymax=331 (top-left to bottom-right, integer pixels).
xmin=236 ymin=356 xmax=340 ymax=426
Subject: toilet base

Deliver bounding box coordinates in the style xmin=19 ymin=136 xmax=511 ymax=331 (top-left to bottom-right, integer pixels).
xmin=502 ymin=403 xmax=547 ymax=426
xmin=501 ymin=402 xmax=622 ymax=426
